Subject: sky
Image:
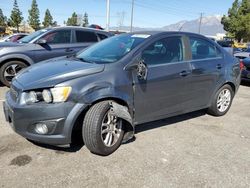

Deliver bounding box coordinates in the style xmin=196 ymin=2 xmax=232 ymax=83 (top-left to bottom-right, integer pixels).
xmin=0 ymin=0 xmax=235 ymax=28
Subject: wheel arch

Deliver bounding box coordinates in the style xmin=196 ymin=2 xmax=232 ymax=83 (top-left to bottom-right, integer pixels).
xmin=0 ymin=54 xmax=34 ymax=69
xmin=70 ymin=97 xmax=134 ymax=144
xmin=208 ymin=81 xmax=236 ymax=108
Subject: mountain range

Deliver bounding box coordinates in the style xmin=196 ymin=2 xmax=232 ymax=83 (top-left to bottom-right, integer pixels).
xmin=111 ymin=15 xmax=226 ymax=36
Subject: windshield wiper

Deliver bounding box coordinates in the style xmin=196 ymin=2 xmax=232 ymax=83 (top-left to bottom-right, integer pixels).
xmin=77 ymin=57 xmax=95 ymax=64
xmin=67 ymin=55 xmax=95 ymax=64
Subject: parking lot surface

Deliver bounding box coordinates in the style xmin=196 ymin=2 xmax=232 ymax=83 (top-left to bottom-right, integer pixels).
xmin=0 ymin=84 xmax=249 ymax=188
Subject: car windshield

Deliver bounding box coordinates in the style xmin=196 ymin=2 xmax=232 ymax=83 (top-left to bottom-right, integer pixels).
xmin=76 ymin=33 xmax=150 ymax=64
xmin=19 ymin=29 xmax=49 ymax=43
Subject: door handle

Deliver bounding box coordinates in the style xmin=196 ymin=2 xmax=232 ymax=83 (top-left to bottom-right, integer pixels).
xmin=179 ymin=70 xmax=191 ymax=77
xmin=65 ymin=48 xmax=74 ymax=52
xmin=216 ymin=64 xmax=222 ymax=69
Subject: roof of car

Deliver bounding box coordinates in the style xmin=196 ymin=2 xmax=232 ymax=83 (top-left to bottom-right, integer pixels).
xmin=130 ymin=30 xmax=206 ymax=37
xmin=45 ymin=26 xmax=113 ymax=35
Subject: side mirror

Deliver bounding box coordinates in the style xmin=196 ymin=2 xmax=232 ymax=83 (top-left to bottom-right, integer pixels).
xmin=36 ymin=39 xmax=47 ymax=45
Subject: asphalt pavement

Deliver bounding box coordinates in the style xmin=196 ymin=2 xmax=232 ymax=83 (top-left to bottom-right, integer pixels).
xmin=0 ymin=84 xmax=249 ymax=188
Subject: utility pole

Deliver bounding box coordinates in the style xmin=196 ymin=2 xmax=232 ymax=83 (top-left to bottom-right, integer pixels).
xmin=130 ymin=0 xmax=134 ymax=32
xmin=106 ymin=0 xmax=110 ymax=31
xmin=198 ymin=13 xmax=203 ymax=34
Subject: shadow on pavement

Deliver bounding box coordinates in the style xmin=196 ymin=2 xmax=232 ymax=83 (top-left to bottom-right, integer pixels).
xmin=27 ymin=133 xmax=84 ymax=153
xmin=135 ymin=110 xmax=207 ymax=134
xmin=28 ymin=110 xmax=207 ymax=150
xmin=241 ymin=81 xmax=250 ymax=87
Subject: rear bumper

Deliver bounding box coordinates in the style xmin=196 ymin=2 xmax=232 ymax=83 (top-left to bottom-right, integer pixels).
xmin=3 ymin=91 xmax=87 ymax=145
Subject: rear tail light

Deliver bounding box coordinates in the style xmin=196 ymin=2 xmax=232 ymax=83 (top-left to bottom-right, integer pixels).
xmin=240 ymin=60 xmax=245 ymax=70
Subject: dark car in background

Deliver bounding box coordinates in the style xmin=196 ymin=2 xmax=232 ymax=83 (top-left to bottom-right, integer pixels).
xmin=0 ymin=26 xmax=113 ymax=86
xmin=241 ymin=57 xmax=250 ymax=82
xmin=0 ymin=33 xmax=28 ymax=43
xmin=234 ymin=48 xmax=250 ymax=59
xmin=3 ymin=31 xmax=241 ymax=156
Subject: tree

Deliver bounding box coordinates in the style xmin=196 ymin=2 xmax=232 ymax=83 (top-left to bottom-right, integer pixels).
xmin=9 ymin=0 xmax=23 ymax=32
xmin=221 ymin=0 xmax=250 ymax=42
xmin=66 ymin=12 xmax=79 ymax=26
xmin=42 ymin=9 xmax=53 ymax=27
xmin=28 ymin=0 xmax=40 ymax=31
xmin=82 ymin=12 xmax=89 ymax=27
xmin=0 ymin=9 xmax=7 ymax=26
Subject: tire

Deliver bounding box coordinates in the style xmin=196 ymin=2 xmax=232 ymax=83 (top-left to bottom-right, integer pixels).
xmin=208 ymin=84 xmax=234 ymax=116
xmin=0 ymin=61 xmax=27 ymax=87
xmin=82 ymin=101 xmax=124 ymax=156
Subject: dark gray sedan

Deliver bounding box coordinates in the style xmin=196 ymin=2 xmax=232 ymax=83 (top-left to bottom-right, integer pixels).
xmin=0 ymin=27 xmax=113 ymax=86
xmin=4 ymin=31 xmax=241 ymax=156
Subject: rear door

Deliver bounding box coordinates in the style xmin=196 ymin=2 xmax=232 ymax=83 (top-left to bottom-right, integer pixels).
xmin=185 ymin=36 xmax=224 ymax=109
xmin=133 ymin=35 xmax=192 ymax=124
xmin=71 ymin=30 xmax=99 ymax=52
xmin=33 ymin=29 xmax=73 ymax=62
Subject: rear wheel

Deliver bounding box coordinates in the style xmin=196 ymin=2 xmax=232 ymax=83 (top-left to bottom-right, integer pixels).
xmin=208 ymin=84 xmax=234 ymax=116
xmin=82 ymin=101 xmax=124 ymax=156
xmin=0 ymin=61 xmax=27 ymax=87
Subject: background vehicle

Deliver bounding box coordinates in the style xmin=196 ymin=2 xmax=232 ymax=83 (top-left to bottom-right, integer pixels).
xmin=0 ymin=26 xmax=113 ymax=86
xmin=4 ymin=31 xmax=241 ymax=156
xmin=241 ymin=57 xmax=250 ymax=82
xmin=234 ymin=48 xmax=250 ymax=59
xmin=0 ymin=33 xmax=28 ymax=42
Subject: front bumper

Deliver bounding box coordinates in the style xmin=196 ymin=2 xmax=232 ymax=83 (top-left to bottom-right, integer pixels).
xmin=3 ymin=91 xmax=87 ymax=145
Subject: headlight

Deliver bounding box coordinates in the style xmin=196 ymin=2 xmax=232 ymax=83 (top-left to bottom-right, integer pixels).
xmin=22 ymin=86 xmax=72 ymax=105
xmin=42 ymin=89 xmax=52 ymax=103
xmin=24 ymin=91 xmax=38 ymax=104
xmin=49 ymin=87 xmax=72 ymax=103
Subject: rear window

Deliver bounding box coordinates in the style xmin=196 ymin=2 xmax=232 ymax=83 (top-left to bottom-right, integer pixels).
xmin=75 ymin=31 xmax=98 ymax=42
xmin=190 ymin=37 xmax=222 ymax=60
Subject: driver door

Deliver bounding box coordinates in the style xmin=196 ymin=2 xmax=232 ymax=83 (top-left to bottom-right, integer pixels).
xmin=33 ymin=29 xmax=74 ymax=62
xmin=133 ymin=35 xmax=191 ymax=124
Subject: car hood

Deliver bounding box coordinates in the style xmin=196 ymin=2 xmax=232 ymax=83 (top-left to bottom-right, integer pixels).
xmin=13 ymin=57 xmax=105 ymax=90
xmin=0 ymin=42 xmax=27 ymax=48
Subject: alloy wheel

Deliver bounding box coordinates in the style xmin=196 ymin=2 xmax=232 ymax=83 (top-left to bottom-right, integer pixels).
xmin=4 ymin=64 xmax=24 ymax=82
xmin=101 ymin=112 xmax=122 ymax=147
xmin=217 ymin=89 xmax=231 ymax=113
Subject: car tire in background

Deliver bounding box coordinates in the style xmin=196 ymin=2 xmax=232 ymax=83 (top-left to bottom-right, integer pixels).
xmin=208 ymin=84 xmax=234 ymax=116
xmin=0 ymin=61 xmax=27 ymax=87
xmin=82 ymin=101 xmax=124 ymax=156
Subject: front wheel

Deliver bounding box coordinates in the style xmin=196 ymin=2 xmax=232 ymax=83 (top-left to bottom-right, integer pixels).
xmin=208 ymin=84 xmax=234 ymax=116
xmin=0 ymin=61 xmax=27 ymax=87
xmin=82 ymin=101 xmax=124 ymax=156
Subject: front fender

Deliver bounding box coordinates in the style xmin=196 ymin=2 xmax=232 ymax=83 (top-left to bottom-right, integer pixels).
xmin=77 ymin=81 xmax=133 ymax=113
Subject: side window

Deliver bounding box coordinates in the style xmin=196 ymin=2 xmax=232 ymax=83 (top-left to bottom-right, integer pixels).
xmin=190 ymin=37 xmax=220 ymax=60
xmin=142 ymin=37 xmax=183 ymax=65
xmin=97 ymin=33 xmax=108 ymax=40
xmin=41 ymin=30 xmax=71 ymax=44
xmin=75 ymin=31 xmax=98 ymax=42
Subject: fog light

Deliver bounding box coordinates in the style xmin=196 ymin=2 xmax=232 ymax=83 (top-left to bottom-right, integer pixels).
xmin=34 ymin=123 xmax=48 ymax=135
